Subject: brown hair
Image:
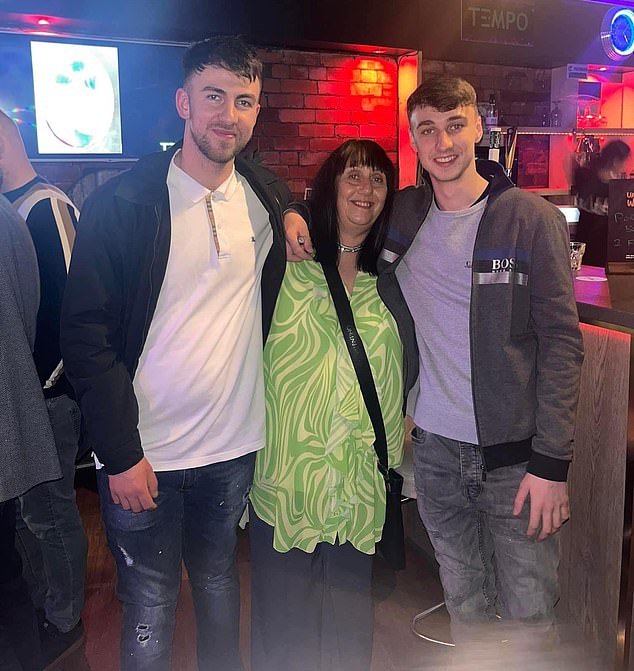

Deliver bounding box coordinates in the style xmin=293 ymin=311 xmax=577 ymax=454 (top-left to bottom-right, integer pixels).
xmin=183 ymin=35 xmax=262 ymax=85
xmin=407 ymin=77 xmax=477 ymax=121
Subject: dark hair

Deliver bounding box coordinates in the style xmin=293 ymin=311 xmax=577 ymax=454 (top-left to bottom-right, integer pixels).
xmin=596 ymin=140 xmax=631 ymax=171
xmin=183 ymin=35 xmax=262 ymax=85
xmin=309 ymin=140 xmax=395 ymax=275
xmin=407 ymin=76 xmax=477 ymax=121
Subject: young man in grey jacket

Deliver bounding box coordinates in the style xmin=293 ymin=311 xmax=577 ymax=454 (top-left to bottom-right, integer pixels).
xmin=286 ymin=77 xmax=583 ymax=645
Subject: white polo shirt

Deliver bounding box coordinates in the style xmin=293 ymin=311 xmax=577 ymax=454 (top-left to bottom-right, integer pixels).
xmin=132 ymin=152 xmax=272 ymax=471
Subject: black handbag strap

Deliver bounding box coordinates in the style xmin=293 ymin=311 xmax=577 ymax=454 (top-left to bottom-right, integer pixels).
xmin=320 ymin=262 xmax=389 ymax=479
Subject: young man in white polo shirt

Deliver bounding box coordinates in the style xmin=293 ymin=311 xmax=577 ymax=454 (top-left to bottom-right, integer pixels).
xmin=61 ymin=36 xmax=290 ymax=671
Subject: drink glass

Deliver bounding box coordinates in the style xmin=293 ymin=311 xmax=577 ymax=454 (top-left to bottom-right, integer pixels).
xmin=570 ymin=241 xmax=586 ymax=272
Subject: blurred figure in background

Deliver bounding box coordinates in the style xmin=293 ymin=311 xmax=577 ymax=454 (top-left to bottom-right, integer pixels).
xmin=0 ymin=194 xmax=60 ymax=671
xmin=0 ymin=109 xmax=87 ymax=668
xmin=574 ymin=139 xmax=631 ymax=267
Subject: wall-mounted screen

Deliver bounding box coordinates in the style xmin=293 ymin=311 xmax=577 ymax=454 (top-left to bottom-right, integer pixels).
xmin=0 ymin=33 xmax=185 ymax=160
xmin=31 ymin=41 xmax=122 ymax=154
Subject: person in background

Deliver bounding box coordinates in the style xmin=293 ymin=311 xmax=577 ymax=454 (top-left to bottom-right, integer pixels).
xmin=61 ymin=36 xmax=290 ymax=671
xmin=285 ymin=77 xmax=583 ymax=648
xmin=249 ymin=140 xmax=417 ymax=671
xmin=574 ymin=139 xmax=631 ymax=267
xmin=0 ymin=110 xmax=87 ymax=667
xmin=0 ymin=194 xmax=60 ymax=671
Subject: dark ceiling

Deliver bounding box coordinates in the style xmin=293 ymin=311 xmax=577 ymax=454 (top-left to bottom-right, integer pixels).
xmin=0 ymin=0 xmax=628 ymax=68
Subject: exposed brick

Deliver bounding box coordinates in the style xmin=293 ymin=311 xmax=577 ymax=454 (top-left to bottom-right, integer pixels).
xmin=255 ymin=137 xmax=275 ymax=151
xmin=309 ymin=66 xmax=328 ymax=80
xmin=271 ymin=64 xmax=290 ymax=79
xmin=265 ymin=94 xmax=305 ymax=108
xmin=257 ymin=151 xmax=280 ymax=164
xmin=299 ymin=151 xmax=331 ymax=166
xmin=279 ymin=151 xmax=299 ymax=165
xmin=261 ymin=122 xmax=298 ymax=137
xmin=376 ymin=71 xmax=394 ymax=84
xmin=262 ymin=78 xmax=281 ymax=93
xmin=338 ymin=96 xmax=370 ymax=111
xmin=360 ymin=97 xmax=392 ymax=111
xmin=317 ymin=81 xmax=350 ymax=96
xmin=327 ymin=68 xmax=362 ymax=82
xmin=289 ymin=66 xmax=309 ymax=79
xmin=289 ymin=166 xmax=319 ymax=179
xmin=320 ymin=54 xmax=356 ymax=68
xmin=278 ymin=109 xmax=316 ymax=123
xmin=298 ymin=124 xmax=335 ymax=137
xmin=310 ymin=137 xmax=348 ymax=152
xmin=271 ymin=165 xmax=290 ymax=179
xmin=274 ymin=137 xmax=311 ymax=150
xmin=282 ymin=52 xmax=321 ymax=66
xmin=350 ymin=83 xmax=383 ymax=97
xmin=257 ymin=49 xmax=283 ymax=64
xmin=316 ymin=110 xmax=351 ymax=123
xmin=281 ymin=79 xmax=318 ymax=94
xmin=256 ymin=107 xmax=279 ymax=123
xmin=304 ymin=95 xmax=342 ymax=109
xmin=375 ymin=137 xmax=398 ymax=151
xmin=360 ymin=70 xmax=378 ymax=83
xmin=356 ymin=58 xmax=383 ymax=70
xmin=350 ymin=109 xmax=394 ymax=124
xmin=335 ymin=124 xmax=360 ymax=138
xmin=287 ymin=179 xmax=307 ymax=195
xmin=360 ymin=124 xmax=395 ymax=139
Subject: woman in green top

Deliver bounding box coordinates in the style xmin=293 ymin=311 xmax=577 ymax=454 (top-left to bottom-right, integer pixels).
xmin=250 ymin=140 xmax=410 ymax=671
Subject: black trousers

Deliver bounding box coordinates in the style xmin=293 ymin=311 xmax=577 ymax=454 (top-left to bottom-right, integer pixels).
xmin=0 ymin=499 xmax=42 ymax=671
xmin=249 ymin=507 xmax=374 ymax=671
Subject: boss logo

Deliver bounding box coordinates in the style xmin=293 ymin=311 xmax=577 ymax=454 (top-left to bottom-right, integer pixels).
xmin=491 ymin=257 xmax=516 ymax=272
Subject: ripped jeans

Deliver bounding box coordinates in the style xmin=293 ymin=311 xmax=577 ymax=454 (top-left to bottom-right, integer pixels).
xmin=97 ymin=452 xmax=255 ymax=671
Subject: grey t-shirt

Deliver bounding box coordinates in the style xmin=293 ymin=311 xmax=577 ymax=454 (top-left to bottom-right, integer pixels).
xmin=397 ymin=197 xmax=487 ymax=443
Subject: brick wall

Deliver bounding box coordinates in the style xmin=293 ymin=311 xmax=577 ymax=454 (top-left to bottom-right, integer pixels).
xmin=249 ymin=49 xmax=398 ymax=198
xmin=35 ymin=53 xmax=552 ymax=201
xmin=422 ymin=59 xmax=552 ymax=128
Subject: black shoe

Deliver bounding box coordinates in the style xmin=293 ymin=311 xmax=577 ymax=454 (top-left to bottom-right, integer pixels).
xmin=40 ymin=618 xmax=85 ymax=670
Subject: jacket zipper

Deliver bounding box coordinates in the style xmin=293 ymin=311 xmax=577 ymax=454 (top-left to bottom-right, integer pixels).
xmin=137 ymin=204 xmax=161 ymax=373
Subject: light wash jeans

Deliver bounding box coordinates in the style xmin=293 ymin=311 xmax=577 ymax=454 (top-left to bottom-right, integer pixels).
xmin=97 ymin=451 xmax=255 ymax=671
xmin=16 ymin=394 xmax=87 ymax=633
xmin=412 ymin=427 xmax=559 ymax=646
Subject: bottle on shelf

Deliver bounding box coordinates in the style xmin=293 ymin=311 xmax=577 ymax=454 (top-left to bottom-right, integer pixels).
xmin=541 ymin=111 xmax=550 ymax=127
xmin=550 ymin=102 xmax=561 ymax=127
xmin=485 ymin=94 xmax=498 ymax=127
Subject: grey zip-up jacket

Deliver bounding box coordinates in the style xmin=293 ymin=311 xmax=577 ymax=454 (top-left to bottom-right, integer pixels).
xmin=377 ymin=160 xmax=584 ymax=482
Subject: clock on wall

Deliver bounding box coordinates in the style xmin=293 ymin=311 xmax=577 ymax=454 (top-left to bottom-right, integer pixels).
xmin=602 ymin=7 xmax=634 ymax=60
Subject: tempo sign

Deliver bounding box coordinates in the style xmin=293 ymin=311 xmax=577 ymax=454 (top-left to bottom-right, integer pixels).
xmin=461 ymin=0 xmax=535 ymax=47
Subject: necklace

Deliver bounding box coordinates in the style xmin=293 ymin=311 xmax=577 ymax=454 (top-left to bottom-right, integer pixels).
xmin=337 ymin=242 xmax=363 ymax=253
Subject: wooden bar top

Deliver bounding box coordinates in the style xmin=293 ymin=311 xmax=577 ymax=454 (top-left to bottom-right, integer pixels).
xmin=574 ymin=266 xmax=634 ymax=331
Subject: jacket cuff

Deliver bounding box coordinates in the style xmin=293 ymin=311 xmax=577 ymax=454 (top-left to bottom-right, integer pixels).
xmin=98 ymin=433 xmax=145 ymax=475
xmin=526 ymin=451 xmax=570 ymax=482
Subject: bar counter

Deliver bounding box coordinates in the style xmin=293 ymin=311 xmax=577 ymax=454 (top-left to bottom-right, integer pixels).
xmin=560 ymin=266 xmax=634 ymax=670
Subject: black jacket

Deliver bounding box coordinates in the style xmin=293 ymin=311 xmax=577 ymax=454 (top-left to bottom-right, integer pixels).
xmin=60 ymin=146 xmax=290 ymax=475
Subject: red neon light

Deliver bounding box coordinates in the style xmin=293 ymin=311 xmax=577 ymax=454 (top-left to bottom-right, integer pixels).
xmin=37 ymin=17 xmax=50 ymax=25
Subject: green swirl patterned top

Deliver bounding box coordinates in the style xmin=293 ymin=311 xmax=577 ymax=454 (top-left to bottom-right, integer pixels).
xmin=251 ymin=260 xmax=404 ymax=555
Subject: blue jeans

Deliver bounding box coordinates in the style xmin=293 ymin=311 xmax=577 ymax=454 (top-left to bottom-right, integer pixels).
xmin=412 ymin=428 xmax=559 ymax=645
xmin=97 ymin=451 xmax=255 ymax=671
xmin=16 ymin=394 xmax=87 ymax=632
